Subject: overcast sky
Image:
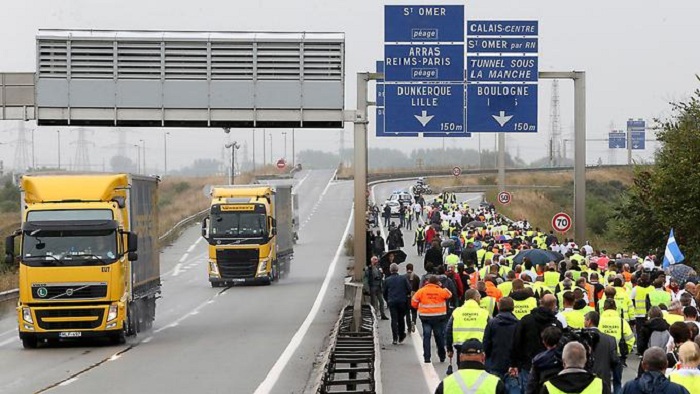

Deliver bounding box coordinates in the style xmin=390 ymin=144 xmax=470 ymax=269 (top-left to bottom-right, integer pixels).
xmin=0 ymin=0 xmax=697 ymax=171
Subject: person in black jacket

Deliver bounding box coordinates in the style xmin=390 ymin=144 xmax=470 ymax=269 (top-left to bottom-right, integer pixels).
xmin=461 ymin=242 xmax=478 ymax=266
xmin=483 ymin=297 xmax=520 ymax=389
xmin=423 ymin=239 xmax=443 ymax=273
xmin=525 ymin=326 xmax=563 ymax=394
xmin=584 ymin=311 xmax=620 ymax=391
xmin=383 ymin=263 xmax=412 ymax=345
xmin=541 ymin=342 xmax=611 ymax=394
xmin=510 ymin=294 xmax=563 ymax=390
xmin=622 ymin=347 xmax=690 ymax=394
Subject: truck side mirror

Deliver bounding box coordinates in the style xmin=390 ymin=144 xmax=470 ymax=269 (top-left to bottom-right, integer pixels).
xmin=4 ymin=235 xmax=14 ymax=264
xmin=127 ymin=232 xmax=138 ymax=253
xmin=201 ymin=217 xmax=209 ymax=238
xmin=128 ymin=251 xmax=138 ymax=261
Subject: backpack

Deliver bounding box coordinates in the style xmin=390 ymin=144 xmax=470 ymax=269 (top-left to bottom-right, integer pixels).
xmin=556 ymin=328 xmax=599 ymax=371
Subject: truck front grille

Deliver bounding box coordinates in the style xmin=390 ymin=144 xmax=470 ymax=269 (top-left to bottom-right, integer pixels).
xmin=216 ymin=249 xmax=258 ymax=279
xmin=35 ymin=308 xmax=105 ymax=330
xmin=32 ymin=283 xmax=108 ymax=300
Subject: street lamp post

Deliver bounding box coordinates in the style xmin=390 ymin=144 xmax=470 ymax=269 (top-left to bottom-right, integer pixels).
xmin=292 ymin=128 xmax=296 ymax=167
xmin=57 ymin=130 xmax=61 ymax=170
xmin=225 ymin=142 xmax=241 ymax=185
xmin=281 ymin=131 xmax=287 ymax=161
xmin=133 ymin=144 xmax=141 ymax=174
xmin=163 ymin=131 xmax=170 ymax=176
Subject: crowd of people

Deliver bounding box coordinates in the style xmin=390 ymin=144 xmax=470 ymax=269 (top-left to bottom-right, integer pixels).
xmin=364 ymin=188 xmax=700 ymax=394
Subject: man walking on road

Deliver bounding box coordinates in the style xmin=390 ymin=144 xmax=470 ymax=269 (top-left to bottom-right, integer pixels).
xmin=584 ymin=311 xmax=620 ymax=392
xmin=541 ymin=342 xmax=609 ymax=394
xmin=483 ymin=297 xmax=520 ymax=394
xmin=404 ymin=263 xmax=421 ymax=333
xmin=412 ymin=275 xmax=452 ymax=363
xmin=414 ymin=223 xmax=426 ymax=256
xmin=446 ymin=289 xmax=491 ymax=356
xmin=622 ymin=347 xmax=690 ymax=394
xmin=365 ymin=256 xmax=388 ymax=320
xmin=434 ymin=339 xmax=505 ymax=394
xmin=383 ymin=263 xmax=412 ymax=345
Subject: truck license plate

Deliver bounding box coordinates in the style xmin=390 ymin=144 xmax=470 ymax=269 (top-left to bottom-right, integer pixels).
xmin=59 ymin=331 xmax=82 ymax=338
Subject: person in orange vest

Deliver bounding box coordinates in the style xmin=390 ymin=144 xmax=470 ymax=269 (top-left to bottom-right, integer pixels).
xmin=412 ymin=275 xmax=453 ymax=363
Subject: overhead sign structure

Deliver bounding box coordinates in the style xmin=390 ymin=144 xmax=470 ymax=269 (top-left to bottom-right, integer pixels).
xmin=627 ymin=119 xmax=646 ymax=150
xmin=608 ymin=132 xmax=626 ymax=149
xmin=383 ymin=5 xmax=467 ymax=136
xmin=497 ymin=191 xmax=512 ymax=205
xmin=552 ymin=212 xmax=572 ymax=233
xmin=466 ymin=20 xmax=538 ymax=133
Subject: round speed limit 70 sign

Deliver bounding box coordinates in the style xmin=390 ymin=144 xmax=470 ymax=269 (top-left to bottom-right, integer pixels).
xmin=552 ymin=212 xmax=572 ymax=233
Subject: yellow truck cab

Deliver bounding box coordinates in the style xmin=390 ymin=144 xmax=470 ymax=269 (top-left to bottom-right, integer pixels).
xmin=202 ymin=184 xmax=294 ymax=286
xmin=6 ymin=173 xmax=159 ymax=348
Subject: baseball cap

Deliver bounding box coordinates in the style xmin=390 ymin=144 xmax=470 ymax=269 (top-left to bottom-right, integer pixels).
xmin=460 ymin=339 xmax=484 ymax=355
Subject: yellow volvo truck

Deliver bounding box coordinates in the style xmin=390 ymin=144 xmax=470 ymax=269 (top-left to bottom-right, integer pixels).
xmin=5 ymin=174 xmax=159 ymax=348
xmin=202 ymin=184 xmax=294 ymax=286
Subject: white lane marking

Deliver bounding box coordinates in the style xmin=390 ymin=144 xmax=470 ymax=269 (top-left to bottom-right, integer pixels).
xmin=292 ymin=172 xmax=310 ymax=192
xmin=162 ymin=252 xmax=206 ymax=277
xmin=299 ymin=170 xmax=338 ymax=231
xmin=58 ymin=378 xmax=78 ymax=387
xmin=153 ymin=296 xmax=220 ymax=334
xmin=142 ymin=336 xmax=153 ymax=344
xmin=0 ymin=327 xmax=17 ymax=337
xmin=187 ymin=244 xmax=196 ymax=253
xmin=172 ymin=264 xmax=182 ymax=277
xmin=0 ymin=337 xmax=16 ymax=347
xmin=253 ymin=206 xmax=354 ymax=394
xmin=179 ymin=253 xmax=189 ymax=263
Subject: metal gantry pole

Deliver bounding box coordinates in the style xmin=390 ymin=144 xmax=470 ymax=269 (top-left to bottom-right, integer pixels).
xmin=292 ymin=128 xmax=296 ymax=167
xmin=539 ymin=71 xmax=587 ymax=243
xmin=497 ymin=133 xmax=506 ymax=191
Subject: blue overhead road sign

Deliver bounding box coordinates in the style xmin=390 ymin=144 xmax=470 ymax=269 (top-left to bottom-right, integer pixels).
xmin=466 ymin=84 xmax=538 ymax=132
xmin=385 ymin=44 xmax=464 ymax=82
xmin=467 ymin=37 xmax=538 ymax=53
xmin=631 ymin=131 xmax=645 ymax=150
xmin=385 ymin=5 xmax=465 ymax=42
xmin=467 ymin=56 xmax=538 ymax=82
xmin=608 ymin=133 xmax=626 ymax=149
xmin=467 ymin=20 xmax=539 ymax=36
xmin=384 ymin=83 xmax=465 ymax=133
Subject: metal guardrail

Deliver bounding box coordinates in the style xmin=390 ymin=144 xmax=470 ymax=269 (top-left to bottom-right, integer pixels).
xmin=0 ymin=208 xmax=209 ymax=303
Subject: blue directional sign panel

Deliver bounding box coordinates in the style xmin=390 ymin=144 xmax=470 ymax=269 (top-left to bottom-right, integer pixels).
xmin=466 ymin=84 xmax=537 ymax=132
xmin=376 ymin=60 xmax=385 ymax=80
xmin=384 ymin=83 xmax=465 ymax=133
xmin=376 ymin=83 xmax=385 ymax=107
xmin=608 ymin=132 xmax=626 ymax=149
xmin=467 ymin=56 xmax=537 ymax=82
xmin=631 ymin=131 xmax=645 ymax=150
xmin=467 ymin=21 xmax=539 ymax=36
xmin=467 ymin=37 xmax=538 ymax=53
xmin=385 ymin=44 xmax=464 ymax=82
xmin=385 ymin=5 xmax=465 ymax=42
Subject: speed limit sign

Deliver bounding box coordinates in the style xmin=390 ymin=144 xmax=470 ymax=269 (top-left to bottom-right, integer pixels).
xmin=551 ymin=212 xmax=572 ymax=233
xmin=497 ymin=191 xmax=512 ymax=205
xmin=452 ymin=166 xmax=461 ymax=177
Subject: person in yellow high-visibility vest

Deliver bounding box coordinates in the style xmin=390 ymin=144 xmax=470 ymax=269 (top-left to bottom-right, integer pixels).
xmin=647 ymin=278 xmax=672 ymax=309
xmin=446 ymin=289 xmax=491 ymax=355
xmin=544 ymin=263 xmax=560 ymax=294
xmin=630 ymin=274 xmax=654 ymax=329
xmin=599 ymin=299 xmax=635 ymax=394
xmin=497 ymin=271 xmax=515 ymax=297
xmin=560 ymin=291 xmax=585 ymax=329
xmin=436 ymin=339 xmax=504 ymax=394
xmin=511 ymin=279 xmax=538 ymax=320
xmin=668 ymin=341 xmax=700 ymax=394
xmin=541 ymin=342 xmax=607 ymax=394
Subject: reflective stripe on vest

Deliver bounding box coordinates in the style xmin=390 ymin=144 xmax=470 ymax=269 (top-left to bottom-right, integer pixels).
xmin=420 ymin=302 xmax=447 ymax=316
xmin=634 ymin=286 xmax=652 ymax=316
xmin=480 ymin=297 xmax=496 ymax=316
xmin=444 ymin=370 xmax=499 ymax=394
xmin=452 ymin=300 xmax=489 ymax=344
xmin=543 ymin=377 xmax=603 ymax=394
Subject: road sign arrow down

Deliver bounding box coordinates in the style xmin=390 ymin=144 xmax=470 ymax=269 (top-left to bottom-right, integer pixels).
xmin=414 ymin=111 xmax=435 ymax=127
xmin=492 ymin=111 xmax=514 ymax=127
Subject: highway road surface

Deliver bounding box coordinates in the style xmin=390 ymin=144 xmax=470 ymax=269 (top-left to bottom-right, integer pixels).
xmin=371 ymin=178 xmax=640 ymax=393
xmin=0 ymin=169 xmax=354 ymax=394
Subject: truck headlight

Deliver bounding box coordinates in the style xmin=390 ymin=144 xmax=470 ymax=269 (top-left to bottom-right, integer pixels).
xmin=22 ymin=307 xmax=33 ymax=324
xmin=258 ymin=258 xmax=269 ymax=273
xmin=209 ymin=261 xmax=219 ymax=275
xmin=107 ymin=304 xmax=118 ymax=322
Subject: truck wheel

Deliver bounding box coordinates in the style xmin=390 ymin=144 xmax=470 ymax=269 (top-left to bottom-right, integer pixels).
xmin=126 ymin=304 xmax=138 ymax=336
xmin=110 ymin=330 xmax=126 ymax=345
xmin=211 ymin=281 xmax=220 ymax=288
xmin=21 ymin=335 xmax=38 ymax=349
xmin=272 ymin=261 xmax=280 ymax=282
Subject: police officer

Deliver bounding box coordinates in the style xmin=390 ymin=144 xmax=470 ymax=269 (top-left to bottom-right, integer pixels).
xmin=434 ymin=339 xmax=505 ymax=394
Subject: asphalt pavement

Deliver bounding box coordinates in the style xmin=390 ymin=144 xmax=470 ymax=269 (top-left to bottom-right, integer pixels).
xmin=371 ymin=179 xmax=640 ymax=393
xmin=0 ymin=169 xmax=355 ymax=394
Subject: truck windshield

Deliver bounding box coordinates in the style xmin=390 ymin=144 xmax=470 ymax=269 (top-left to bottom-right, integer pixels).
xmin=211 ymin=212 xmax=267 ymax=238
xmin=22 ymin=229 xmax=118 ymax=267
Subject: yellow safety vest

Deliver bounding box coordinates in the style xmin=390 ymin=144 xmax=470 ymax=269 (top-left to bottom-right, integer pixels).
xmin=663 ymin=312 xmax=685 ymax=326
xmin=544 ymin=271 xmax=560 ymax=292
xmin=452 ymin=300 xmax=490 ymax=345
xmin=443 ymin=370 xmax=500 ymax=394
xmin=669 ymin=369 xmax=700 ymax=394
xmin=446 ymin=254 xmax=460 ymax=267
xmin=562 ymin=309 xmax=585 ymax=329
xmin=513 ymin=297 xmax=537 ymax=320
xmin=480 ymin=296 xmax=497 ymax=316
xmin=497 ymin=281 xmax=513 ymax=297
xmin=634 ymin=286 xmax=653 ymax=317
xmin=532 ymin=282 xmax=549 ymax=297
xmin=599 ymin=309 xmax=635 ymax=355
xmin=648 ymin=289 xmax=672 ymax=309
xmin=543 ymin=377 xmax=603 ymax=394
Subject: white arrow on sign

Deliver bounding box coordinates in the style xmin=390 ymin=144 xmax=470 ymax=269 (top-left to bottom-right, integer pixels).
xmin=492 ymin=111 xmax=514 ymax=127
xmin=633 ymin=144 xmax=639 ymax=149
xmin=414 ymin=111 xmax=435 ymax=127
